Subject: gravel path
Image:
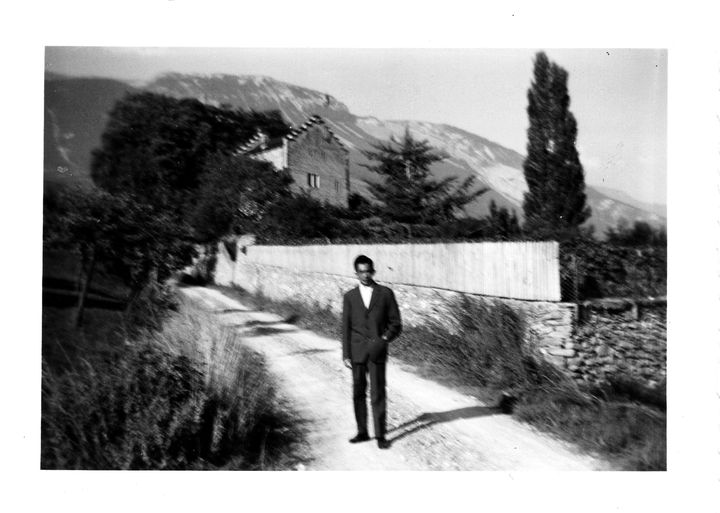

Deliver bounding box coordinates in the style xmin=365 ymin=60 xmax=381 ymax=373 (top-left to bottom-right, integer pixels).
xmin=182 ymin=286 xmax=612 ymax=471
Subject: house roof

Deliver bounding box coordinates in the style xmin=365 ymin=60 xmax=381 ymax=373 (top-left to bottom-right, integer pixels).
xmin=243 ymin=136 xmax=285 ymax=155
xmin=237 ymin=115 xmax=348 ymax=155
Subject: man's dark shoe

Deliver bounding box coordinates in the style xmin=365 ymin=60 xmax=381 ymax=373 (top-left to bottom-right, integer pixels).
xmin=349 ymin=433 xmax=370 ymax=444
xmin=377 ymin=437 xmax=391 ymax=449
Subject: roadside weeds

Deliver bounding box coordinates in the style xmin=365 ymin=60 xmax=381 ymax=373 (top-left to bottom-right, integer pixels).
xmin=212 ymin=284 xmax=666 ymax=471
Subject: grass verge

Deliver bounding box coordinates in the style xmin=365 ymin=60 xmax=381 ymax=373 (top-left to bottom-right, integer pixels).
xmin=213 ymin=284 xmax=666 ymax=471
xmin=42 ymin=297 xmax=304 ymax=470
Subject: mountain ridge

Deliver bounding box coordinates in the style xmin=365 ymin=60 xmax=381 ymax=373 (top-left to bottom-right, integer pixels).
xmin=44 ymin=72 xmax=665 ymax=235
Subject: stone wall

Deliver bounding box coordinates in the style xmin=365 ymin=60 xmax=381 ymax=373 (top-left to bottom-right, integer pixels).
xmin=567 ymin=298 xmax=667 ymax=389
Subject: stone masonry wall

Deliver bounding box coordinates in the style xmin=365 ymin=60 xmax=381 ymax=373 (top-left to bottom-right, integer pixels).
xmin=568 ymin=298 xmax=667 ymax=389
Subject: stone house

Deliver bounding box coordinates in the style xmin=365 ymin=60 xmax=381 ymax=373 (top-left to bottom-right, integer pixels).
xmin=238 ymin=115 xmax=350 ymax=208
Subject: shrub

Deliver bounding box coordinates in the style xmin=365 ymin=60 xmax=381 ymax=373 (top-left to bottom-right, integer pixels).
xmin=42 ymin=301 xmax=296 ymax=470
xmin=560 ymin=238 xmax=667 ymax=300
xmin=124 ymin=282 xmax=180 ymax=335
xmin=514 ymin=392 xmax=666 ymax=470
xmin=453 ymin=298 xmax=528 ymax=389
xmin=178 ymin=245 xmax=218 ymax=286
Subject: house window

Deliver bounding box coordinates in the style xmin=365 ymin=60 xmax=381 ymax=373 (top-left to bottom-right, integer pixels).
xmin=307 ymin=173 xmax=320 ymax=189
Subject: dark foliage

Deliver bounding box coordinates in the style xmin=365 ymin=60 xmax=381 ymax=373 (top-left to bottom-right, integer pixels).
xmin=47 ymin=187 xmax=195 ymax=289
xmin=90 ymin=91 xmax=290 ymax=222
xmin=346 ymin=192 xmax=379 ymax=220
xmin=603 ymin=374 xmax=666 ymax=410
xmin=487 ymin=200 xmax=521 ymax=239
xmin=70 ymin=92 xmax=294 ymax=298
xmin=251 ymin=199 xmax=526 ymax=246
xmin=43 ymin=185 xmax=195 ymax=329
xmin=560 ymin=237 xmax=667 ymax=300
xmin=605 ymin=219 xmax=667 ymax=247
xmin=522 ymin=52 xmax=591 ymax=239
xmin=124 ymin=282 xmax=181 ymax=336
xmin=191 ymin=152 xmax=294 ymax=243
xmin=257 ymin=193 xmax=348 ymax=242
xmin=435 ymin=217 xmax=489 ymax=239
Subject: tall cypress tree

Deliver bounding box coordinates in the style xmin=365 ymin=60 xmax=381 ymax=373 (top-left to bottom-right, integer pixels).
xmin=522 ymin=52 xmax=590 ymax=239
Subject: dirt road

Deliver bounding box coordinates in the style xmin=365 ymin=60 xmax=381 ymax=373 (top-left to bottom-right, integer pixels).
xmin=182 ymin=286 xmax=611 ymax=470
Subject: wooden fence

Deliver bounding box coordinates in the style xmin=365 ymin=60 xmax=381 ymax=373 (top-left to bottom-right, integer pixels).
xmin=242 ymin=241 xmax=561 ymax=301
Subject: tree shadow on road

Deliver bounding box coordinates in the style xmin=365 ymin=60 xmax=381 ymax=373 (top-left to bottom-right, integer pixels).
xmin=241 ymin=325 xmax=299 ymax=337
xmin=387 ymin=405 xmax=501 ymax=444
xmin=225 ymin=314 xmax=299 ymax=326
xmin=245 ymin=314 xmax=299 ymax=326
xmin=214 ymin=308 xmax=254 ymax=314
xmin=289 ymin=348 xmax=334 ymax=356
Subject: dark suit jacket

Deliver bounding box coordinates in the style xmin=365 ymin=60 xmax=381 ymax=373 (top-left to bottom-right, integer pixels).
xmin=342 ymin=284 xmax=402 ymax=363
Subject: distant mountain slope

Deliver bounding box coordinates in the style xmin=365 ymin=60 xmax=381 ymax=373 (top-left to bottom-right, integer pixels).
xmin=44 ymin=72 xmax=666 ymax=235
xmin=591 ymin=184 xmax=667 ymax=220
xmin=44 ymin=76 xmax=137 ymax=188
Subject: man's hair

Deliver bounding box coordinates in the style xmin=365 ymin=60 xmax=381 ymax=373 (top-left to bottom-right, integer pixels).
xmin=354 ymin=254 xmax=375 ymax=272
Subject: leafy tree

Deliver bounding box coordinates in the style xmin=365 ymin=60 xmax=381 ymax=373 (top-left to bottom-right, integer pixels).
xmin=363 ymin=128 xmax=486 ymax=225
xmin=191 ymin=153 xmax=294 ymax=243
xmin=257 ymin=193 xmax=347 ymax=243
xmin=46 ymin=187 xmax=194 ymax=326
xmin=522 ymin=52 xmax=590 ymax=239
xmin=487 ymin=200 xmax=521 ymax=239
xmin=605 ymin=219 xmax=667 ymax=247
xmin=88 ymin=92 xmax=292 ymax=294
xmin=91 ymin=92 xmax=289 ymax=220
xmin=347 ymin=192 xmax=378 ymax=220
xmin=434 ymin=217 xmax=487 ymax=240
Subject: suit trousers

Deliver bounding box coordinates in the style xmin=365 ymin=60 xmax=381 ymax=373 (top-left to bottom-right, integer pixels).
xmin=352 ymin=361 xmax=386 ymax=439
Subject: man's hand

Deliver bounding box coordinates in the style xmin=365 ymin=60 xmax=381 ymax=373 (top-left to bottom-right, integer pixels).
xmin=343 ymin=358 xmax=352 ymax=369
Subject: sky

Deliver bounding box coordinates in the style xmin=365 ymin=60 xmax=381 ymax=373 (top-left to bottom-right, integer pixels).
xmin=45 ymin=47 xmax=667 ymax=207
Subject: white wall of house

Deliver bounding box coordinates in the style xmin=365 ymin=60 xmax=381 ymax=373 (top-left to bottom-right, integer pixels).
xmin=253 ymin=140 xmax=288 ymax=170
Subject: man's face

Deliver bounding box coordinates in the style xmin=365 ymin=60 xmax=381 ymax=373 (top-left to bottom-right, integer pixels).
xmin=355 ymin=263 xmax=375 ymax=286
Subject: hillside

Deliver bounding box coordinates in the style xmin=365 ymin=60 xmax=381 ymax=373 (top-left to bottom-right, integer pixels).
xmin=44 ymin=72 xmax=666 ymax=235
xmin=44 ymin=75 xmax=138 ymax=190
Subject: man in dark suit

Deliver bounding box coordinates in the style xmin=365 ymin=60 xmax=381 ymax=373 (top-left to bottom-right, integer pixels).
xmin=342 ymin=255 xmax=402 ymax=449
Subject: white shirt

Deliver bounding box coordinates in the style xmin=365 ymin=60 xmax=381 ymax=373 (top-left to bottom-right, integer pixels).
xmin=359 ymin=283 xmax=374 ymax=309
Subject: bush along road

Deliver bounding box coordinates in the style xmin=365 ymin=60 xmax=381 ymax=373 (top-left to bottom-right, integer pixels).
xmin=181 ymin=286 xmax=613 ymax=470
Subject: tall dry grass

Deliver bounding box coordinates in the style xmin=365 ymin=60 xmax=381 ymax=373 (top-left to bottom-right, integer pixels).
xmin=42 ymin=299 xmax=300 ymax=470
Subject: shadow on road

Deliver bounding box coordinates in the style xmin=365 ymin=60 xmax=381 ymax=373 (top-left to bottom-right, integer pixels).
xmin=244 ymin=314 xmax=299 ymax=326
xmin=289 ymin=348 xmax=334 ymax=356
xmin=214 ymin=308 xmax=255 ymax=314
xmin=387 ymin=405 xmax=501 ymax=444
xmin=242 ymin=325 xmax=298 ymax=337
